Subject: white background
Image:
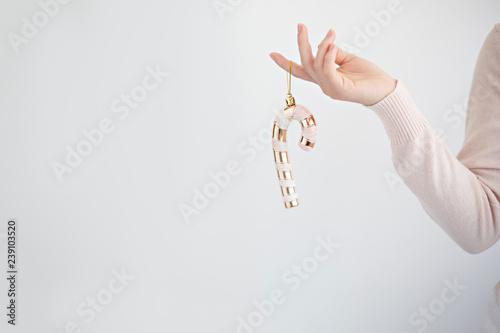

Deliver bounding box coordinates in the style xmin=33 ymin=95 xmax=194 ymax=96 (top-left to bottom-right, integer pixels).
xmin=0 ymin=0 xmax=499 ymax=332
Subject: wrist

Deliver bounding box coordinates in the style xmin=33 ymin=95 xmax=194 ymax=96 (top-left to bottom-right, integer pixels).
xmin=365 ymin=80 xmax=429 ymax=146
xmin=365 ymin=76 xmax=397 ymax=106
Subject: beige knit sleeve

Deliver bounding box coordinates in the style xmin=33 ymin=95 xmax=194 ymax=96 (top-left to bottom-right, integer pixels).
xmin=367 ymin=24 xmax=500 ymax=254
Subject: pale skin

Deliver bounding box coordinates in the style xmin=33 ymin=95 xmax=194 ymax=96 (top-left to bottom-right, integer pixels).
xmin=270 ymin=23 xmax=397 ymax=106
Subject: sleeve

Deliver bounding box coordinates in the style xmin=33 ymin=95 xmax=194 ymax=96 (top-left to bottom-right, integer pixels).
xmin=366 ymin=24 xmax=500 ymax=254
xmin=484 ymin=281 xmax=500 ymax=332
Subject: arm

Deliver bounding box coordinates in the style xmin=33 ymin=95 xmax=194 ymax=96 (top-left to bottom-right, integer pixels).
xmin=368 ymin=25 xmax=500 ymax=253
xmin=368 ymin=79 xmax=500 ymax=254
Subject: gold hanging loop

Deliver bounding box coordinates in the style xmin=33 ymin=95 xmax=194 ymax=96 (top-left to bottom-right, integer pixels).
xmin=285 ymin=60 xmax=296 ymax=107
xmin=287 ymin=61 xmax=292 ymax=95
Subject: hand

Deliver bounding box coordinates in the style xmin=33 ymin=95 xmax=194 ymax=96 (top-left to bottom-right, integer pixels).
xmin=270 ymin=24 xmax=397 ymax=106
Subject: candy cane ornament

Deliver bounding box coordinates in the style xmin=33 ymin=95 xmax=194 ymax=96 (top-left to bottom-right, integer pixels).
xmin=272 ymin=61 xmax=317 ymax=208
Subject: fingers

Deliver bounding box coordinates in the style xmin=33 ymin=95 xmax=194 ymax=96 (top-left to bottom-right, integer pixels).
xmin=269 ymin=52 xmax=315 ymax=83
xmin=297 ymin=23 xmax=316 ymax=78
xmin=315 ymin=29 xmax=336 ymax=72
xmin=270 ymin=26 xmax=350 ymax=87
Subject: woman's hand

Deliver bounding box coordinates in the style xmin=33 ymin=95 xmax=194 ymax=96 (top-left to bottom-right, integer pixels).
xmin=270 ymin=24 xmax=397 ymax=106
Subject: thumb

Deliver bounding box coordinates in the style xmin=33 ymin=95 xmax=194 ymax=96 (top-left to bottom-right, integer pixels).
xmin=323 ymin=44 xmax=345 ymax=84
xmin=333 ymin=44 xmax=356 ymax=66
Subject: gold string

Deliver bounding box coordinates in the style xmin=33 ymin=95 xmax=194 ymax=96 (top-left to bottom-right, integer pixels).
xmin=287 ymin=60 xmax=292 ymax=96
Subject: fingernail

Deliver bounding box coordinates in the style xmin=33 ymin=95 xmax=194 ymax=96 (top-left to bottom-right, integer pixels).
xmin=326 ymin=29 xmax=333 ymax=38
xmin=298 ymin=24 xmax=302 ymax=34
xmin=269 ymin=53 xmax=276 ymax=61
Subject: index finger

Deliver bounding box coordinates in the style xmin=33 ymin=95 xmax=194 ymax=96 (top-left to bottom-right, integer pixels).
xmin=297 ymin=24 xmax=316 ymax=78
xmin=270 ymin=53 xmax=315 ymax=83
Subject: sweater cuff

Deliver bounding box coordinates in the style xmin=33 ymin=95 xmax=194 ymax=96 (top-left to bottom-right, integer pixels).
xmin=367 ymin=80 xmax=429 ymax=146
